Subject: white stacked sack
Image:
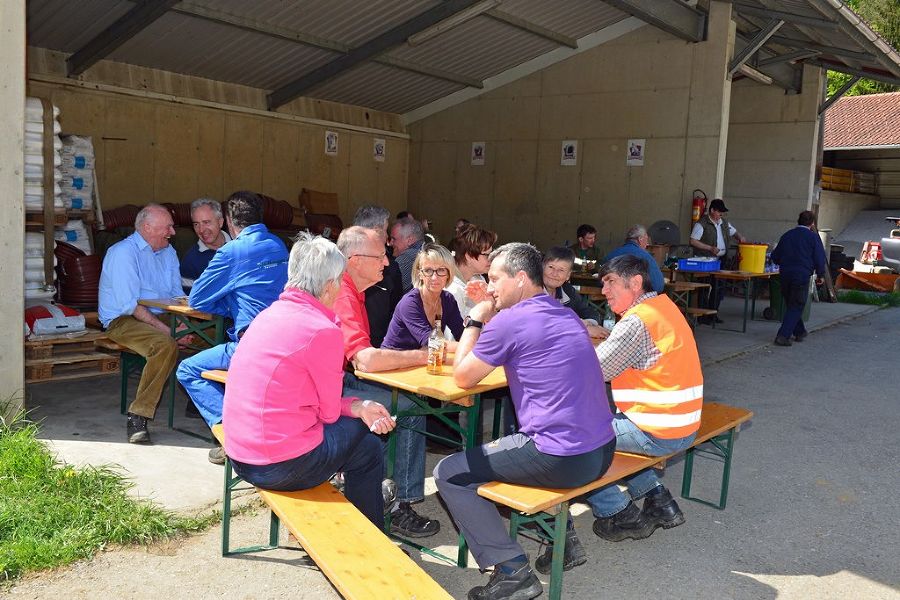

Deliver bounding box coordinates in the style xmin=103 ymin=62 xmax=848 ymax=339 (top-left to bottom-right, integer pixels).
xmin=55 ymin=219 xmax=92 ymax=255
xmin=24 ymin=97 xmax=63 ymax=212
xmin=59 ymin=135 xmax=95 ymax=210
xmin=24 ymin=232 xmax=56 ymax=305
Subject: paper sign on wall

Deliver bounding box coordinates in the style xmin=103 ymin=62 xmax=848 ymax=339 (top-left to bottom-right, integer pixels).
xmin=471 ymin=142 xmax=485 ymax=166
xmin=374 ymin=138 xmax=385 ymax=162
xmin=325 ymin=131 xmax=339 ymax=156
xmin=627 ymin=138 xmax=645 ymax=166
xmin=561 ymin=140 xmax=578 ymax=166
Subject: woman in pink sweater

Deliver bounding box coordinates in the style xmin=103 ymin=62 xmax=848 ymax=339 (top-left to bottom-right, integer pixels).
xmin=222 ymin=234 xmax=395 ymax=525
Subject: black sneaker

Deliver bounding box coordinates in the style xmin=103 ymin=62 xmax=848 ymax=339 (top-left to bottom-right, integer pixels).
xmin=389 ymin=502 xmax=440 ymax=538
xmin=185 ymin=401 xmax=203 ymax=419
xmin=794 ymin=332 xmax=807 ymax=342
xmin=774 ymin=335 xmax=792 ymax=347
xmin=534 ymin=527 xmax=587 ymax=574
xmin=467 ymin=563 xmax=542 ymax=600
xmin=208 ymin=445 xmax=226 ymax=465
xmin=126 ymin=413 xmax=150 ymax=444
xmin=592 ymin=501 xmax=655 ymax=542
xmin=641 ymin=486 xmax=685 ymax=530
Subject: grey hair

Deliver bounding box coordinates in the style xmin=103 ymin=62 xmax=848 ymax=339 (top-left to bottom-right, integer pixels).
xmin=134 ymin=203 xmax=168 ymax=230
xmin=625 ymin=224 xmax=648 ymax=242
xmin=392 ymin=217 xmax=424 ymax=243
xmin=286 ymin=232 xmax=347 ymax=297
xmin=488 ymin=242 xmax=543 ymax=287
xmin=353 ymin=204 xmax=390 ymax=230
xmin=337 ymin=225 xmax=376 ymax=258
xmin=190 ymin=198 xmax=223 ymax=219
xmin=599 ymin=254 xmax=652 ymax=293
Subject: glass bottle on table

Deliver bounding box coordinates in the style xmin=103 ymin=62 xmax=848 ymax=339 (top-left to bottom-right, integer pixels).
xmin=427 ymin=314 xmax=445 ymax=375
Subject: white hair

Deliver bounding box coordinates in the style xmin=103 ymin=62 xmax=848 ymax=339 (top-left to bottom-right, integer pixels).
xmin=625 ymin=224 xmax=648 ymax=242
xmin=286 ymin=232 xmax=347 ymax=298
xmin=135 ymin=204 xmax=167 ymax=230
xmin=336 ymin=226 xmax=375 ymax=258
xmin=190 ymin=197 xmax=223 ymax=219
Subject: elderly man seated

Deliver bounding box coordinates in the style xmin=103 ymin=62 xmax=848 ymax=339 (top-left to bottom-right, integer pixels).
xmin=602 ymin=224 xmax=665 ymax=293
xmin=540 ymin=254 xmax=703 ymax=572
xmin=99 ymin=204 xmax=190 ymax=444
xmin=180 ymin=198 xmax=231 ymax=290
xmin=390 ymin=216 xmax=426 ymax=292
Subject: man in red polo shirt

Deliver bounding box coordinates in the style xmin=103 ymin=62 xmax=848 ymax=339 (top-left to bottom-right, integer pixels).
xmin=334 ymin=226 xmax=439 ymax=538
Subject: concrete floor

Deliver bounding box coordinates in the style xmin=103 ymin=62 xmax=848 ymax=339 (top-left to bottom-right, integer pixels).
xmin=19 ymin=300 xmax=898 ymax=599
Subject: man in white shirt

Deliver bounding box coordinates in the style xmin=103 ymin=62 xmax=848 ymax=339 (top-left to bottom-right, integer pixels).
xmin=688 ymin=198 xmax=747 ymax=321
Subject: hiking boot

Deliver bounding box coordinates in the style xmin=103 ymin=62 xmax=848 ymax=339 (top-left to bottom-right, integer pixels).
xmin=390 ymin=502 xmax=440 ymax=538
xmin=534 ymin=527 xmax=587 ymax=574
xmin=641 ymin=486 xmax=685 ymax=530
xmin=467 ymin=563 xmax=542 ymax=600
xmin=592 ymin=501 xmax=654 ymax=542
xmin=126 ymin=413 xmax=150 ymax=444
xmin=185 ymin=401 xmax=202 ymax=419
xmin=774 ymin=335 xmax=792 ymax=347
xmin=208 ymin=445 xmax=226 ymax=465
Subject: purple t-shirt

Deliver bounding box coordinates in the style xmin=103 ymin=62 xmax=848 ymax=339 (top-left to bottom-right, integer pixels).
xmin=381 ymin=288 xmax=464 ymax=350
xmin=473 ymin=294 xmax=614 ymax=455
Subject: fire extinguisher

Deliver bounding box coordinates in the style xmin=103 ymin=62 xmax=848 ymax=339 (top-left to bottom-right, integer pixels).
xmin=691 ymin=189 xmax=707 ymax=224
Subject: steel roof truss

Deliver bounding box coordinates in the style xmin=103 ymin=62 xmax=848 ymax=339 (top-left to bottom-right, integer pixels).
xmin=818 ymin=74 xmax=859 ymax=114
xmin=730 ymin=19 xmax=785 ymax=75
xmin=731 ymin=1 xmax=839 ymax=30
xmin=599 ymin=0 xmax=706 ymax=43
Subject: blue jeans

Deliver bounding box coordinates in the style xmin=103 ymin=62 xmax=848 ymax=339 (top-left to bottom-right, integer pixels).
xmin=176 ymin=341 xmax=236 ymax=428
xmin=230 ymin=417 xmax=384 ymax=526
xmin=585 ymin=414 xmax=695 ymax=517
xmin=342 ymin=372 xmax=426 ymax=503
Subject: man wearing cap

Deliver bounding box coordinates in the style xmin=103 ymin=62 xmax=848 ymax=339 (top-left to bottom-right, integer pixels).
xmin=689 ymin=199 xmax=747 ymax=319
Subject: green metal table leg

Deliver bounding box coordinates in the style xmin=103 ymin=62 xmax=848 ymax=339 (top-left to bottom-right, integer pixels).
xmin=269 ymin=510 xmax=281 ymax=547
xmin=680 ymin=447 xmax=695 ymax=499
xmin=548 ymin=503 xmax=569 ymax=600
xmin=718 ymin=429 xmax=736 ymax=509
xmin=222 ymin=459 xmax=235 ymax=556
xmin=742 ymin=279 xmax=751 ymax=333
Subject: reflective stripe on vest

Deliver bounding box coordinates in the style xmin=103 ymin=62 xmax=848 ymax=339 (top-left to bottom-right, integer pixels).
xmin=611 ymin=294 xmax=703 ymax=439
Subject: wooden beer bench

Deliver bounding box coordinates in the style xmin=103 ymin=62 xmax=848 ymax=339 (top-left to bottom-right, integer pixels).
xmin=477 ymin=402 xmax=753 ymax=600
xmin=203 ymin=370 xmax=452 ymax=600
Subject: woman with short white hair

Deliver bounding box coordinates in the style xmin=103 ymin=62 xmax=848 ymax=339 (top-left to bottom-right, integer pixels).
xmin=222 ymin=233 xmax=395 ymax=525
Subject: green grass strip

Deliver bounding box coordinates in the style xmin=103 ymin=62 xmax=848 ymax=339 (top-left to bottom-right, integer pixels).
xmin=837 ymin=290 xmax=900 ymax=307
xmin=0 ymin=409 xmax=215 ymax=582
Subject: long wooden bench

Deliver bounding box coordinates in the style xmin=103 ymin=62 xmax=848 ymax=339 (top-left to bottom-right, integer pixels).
xmin=477 ymin=402 xmax=753 ymax=600
xmin=682 ymin=306 xmax=718 ymax=328
xmin=206 ymin=375 xmax=451 ymax=600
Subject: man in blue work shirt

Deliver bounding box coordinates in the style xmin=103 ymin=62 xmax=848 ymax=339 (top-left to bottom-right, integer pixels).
xmin=602 ymin=224 xmax=666 ymax=293
xmin=176 ymin=191 xmax=288 ymax=463
xmin=770 ymin=210 xmax=826 ymax=347
xmin=99 ymin=204 xmax=188 ymax=444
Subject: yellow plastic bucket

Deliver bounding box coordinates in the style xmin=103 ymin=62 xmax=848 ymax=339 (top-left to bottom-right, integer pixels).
xmin=738 ymin=243 xmax=767 ymax=273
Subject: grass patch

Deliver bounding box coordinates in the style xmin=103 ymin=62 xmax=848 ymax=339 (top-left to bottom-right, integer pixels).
xmin=0 ymin=407 xmax=216 ymax=582
xmin=837 ymin=290 xmax=900 ymax=307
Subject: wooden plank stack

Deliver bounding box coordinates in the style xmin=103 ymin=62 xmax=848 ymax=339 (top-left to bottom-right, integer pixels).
xmin=25 ymin=329 xmax=120 ymax=384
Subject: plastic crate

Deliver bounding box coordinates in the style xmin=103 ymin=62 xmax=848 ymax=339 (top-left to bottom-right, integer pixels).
xmin=678 ymin=258 xmax=721 ymax=272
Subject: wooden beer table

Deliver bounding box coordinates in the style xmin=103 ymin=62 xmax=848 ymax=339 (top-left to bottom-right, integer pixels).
xmin=355 ymin=362 xmax=507 ymax=567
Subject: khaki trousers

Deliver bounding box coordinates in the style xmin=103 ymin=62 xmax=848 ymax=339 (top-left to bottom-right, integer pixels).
xmin=106 ymin=315 xmax=178 ymax=419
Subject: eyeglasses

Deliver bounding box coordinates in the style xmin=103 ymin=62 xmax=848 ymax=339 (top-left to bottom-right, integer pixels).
xmin=352 ymin=252 xmax=387 ymax=260
xmin=420 ymin=267 xmax=450 ymax=277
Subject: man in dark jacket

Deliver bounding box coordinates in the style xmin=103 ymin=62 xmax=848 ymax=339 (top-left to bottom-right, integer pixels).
xmin=353 ymin=205 xmax=403 ymax=347
xmin=770 ymin=210 xmax=826 ymax=347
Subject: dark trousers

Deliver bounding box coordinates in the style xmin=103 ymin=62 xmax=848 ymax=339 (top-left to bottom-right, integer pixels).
xmin=434 ymin=434 xmax=615 ymax=568
xmin=777 ymin=272 xmax=810 ymax=340
xmin=231 ymin=417 xmax=384 ymax=526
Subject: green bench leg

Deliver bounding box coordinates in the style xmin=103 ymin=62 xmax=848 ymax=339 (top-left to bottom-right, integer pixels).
xmin=680 ymin=427 xmax=737 ymax=510
xmin=507 ymin=504 xmax=568 ymax=600
xmin=119 ymin=352 xmax=146 ymax=414
xmin=221 ymin=457 xmax=279 ymax=556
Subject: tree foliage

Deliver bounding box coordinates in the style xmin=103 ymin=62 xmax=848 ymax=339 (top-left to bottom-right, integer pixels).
xmin=826 ymin=0 xmax=900 ymax=96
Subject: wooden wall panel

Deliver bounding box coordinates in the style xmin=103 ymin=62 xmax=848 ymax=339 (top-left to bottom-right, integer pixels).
xmin=534 ymin=140 xmax=583 ymax=248
xmin=223 ymin=114 xmax=263 ymax=194
xmin=196 ymin=111 xmax=225 ymax=200
xmin=375 ymin=136 xmax=408 ymax=217
xmin=102 ymin=98 xmax=155 ymax=205
xmin=154 ymin=104 xmax=200 ymax=203
xmin=491 ymin=140 xmax=538 ymax=246
xmin=347 ymin=133 xmax=380 ymax=223
xmin=261 ymin=120 xmax=301 ymax=203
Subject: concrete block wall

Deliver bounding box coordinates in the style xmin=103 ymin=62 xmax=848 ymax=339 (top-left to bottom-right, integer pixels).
xmin=408 ymin=13 xmax=734 ymax=254
xmin=723 ymin=66 xmax=825 ymax=245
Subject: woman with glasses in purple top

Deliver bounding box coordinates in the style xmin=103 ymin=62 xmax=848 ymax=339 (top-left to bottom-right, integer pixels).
xmin=381 ymin=243 xmax=465 ymax=352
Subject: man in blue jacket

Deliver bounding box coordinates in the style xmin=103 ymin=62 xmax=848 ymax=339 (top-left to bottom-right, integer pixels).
xmin=602 ymin=224 xmax=665 ymax=293
xmin=176 ymin=191 xmax=288 ymax=462
xmin=770 ymin=210 xmax=826 ymax=347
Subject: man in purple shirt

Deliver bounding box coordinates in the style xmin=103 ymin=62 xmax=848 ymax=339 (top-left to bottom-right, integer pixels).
xmin=434 ymin=243 xmax=616 ymax=600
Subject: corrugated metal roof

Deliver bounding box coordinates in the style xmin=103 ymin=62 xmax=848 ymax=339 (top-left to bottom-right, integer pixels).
xmin=24 ymin=0 xmax=900 ymax=116
xmin=389 ymin=17 xmax=557 ymax=81
xmin=108 ymin=12 xmax=337 ymax=90
xmin=307 ymin=62 xmax=464 ymax=114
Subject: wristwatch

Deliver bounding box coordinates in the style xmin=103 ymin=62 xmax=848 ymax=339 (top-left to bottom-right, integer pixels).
xmin=463 ymin=316 xmax=483 ymax=329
